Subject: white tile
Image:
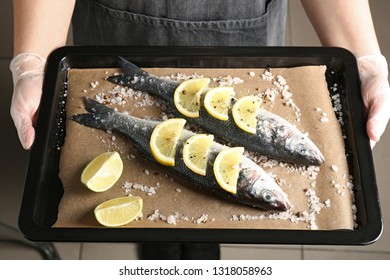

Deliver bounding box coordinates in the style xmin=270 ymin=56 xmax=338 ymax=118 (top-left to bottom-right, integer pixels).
xmin=54 ymin=243 xmax=82 ymax=260
xmin=81 ymin=243 xmax=138 ymax=260
xmin=304 ymin=249 xmax=390 ymax=260
xmin=222 ymin=244 xmax=302 ymax=250
xmin=221 ymin=244 xmax=302 ymax=260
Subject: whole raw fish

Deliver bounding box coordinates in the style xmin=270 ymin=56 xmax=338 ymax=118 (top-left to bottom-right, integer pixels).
xmin=71 ymin=97 xmax=290 ymax=211
xmin=107 ymin=58 xmax=325 ymax=166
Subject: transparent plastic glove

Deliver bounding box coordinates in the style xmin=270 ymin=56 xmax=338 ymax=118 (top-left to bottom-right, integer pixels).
xmin=357 ymin=54 xmax=390 ymax=148
xmin=10 ymin=53 xmax=46 ymax=150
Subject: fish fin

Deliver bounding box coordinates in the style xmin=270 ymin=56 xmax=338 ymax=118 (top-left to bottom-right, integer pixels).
xmin=70 ymin=97 xmax=116 ymax=130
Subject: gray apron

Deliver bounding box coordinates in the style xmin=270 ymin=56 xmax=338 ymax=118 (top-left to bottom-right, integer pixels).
xmin=72 ymin=0 xmax=288 ymax=46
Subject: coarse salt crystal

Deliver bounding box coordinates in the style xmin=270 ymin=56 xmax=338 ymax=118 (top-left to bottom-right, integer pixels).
xmin=90 ymin=81 xmax=99 ymax=89
xmin=310 ymin=224 xmax=318 ymax=230
xmin=195 ymin=214 xmax=208 ymax=224
xmin=331 ymin=165 xmax=339 ymax=172
xmin=346 ymin=182 xmax=354 ymax=189
xmin=167 ymin=215 xmax=177 ymax=225
xmin=261 ymin=69 xmax=274 ymax=81
xmin=320 ymin=117 xmax=329 ymax=122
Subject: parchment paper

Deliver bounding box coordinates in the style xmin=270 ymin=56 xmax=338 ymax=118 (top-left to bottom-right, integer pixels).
xmin=55 ymin=66 xmax=355 ymax=230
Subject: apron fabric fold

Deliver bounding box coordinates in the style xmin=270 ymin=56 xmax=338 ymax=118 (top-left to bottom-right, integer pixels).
xmin=72 ymin=0 xmax=287 ymax=46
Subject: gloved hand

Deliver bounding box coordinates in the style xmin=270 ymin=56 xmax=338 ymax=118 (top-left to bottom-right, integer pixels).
xmin=357 ymin=54 xmax=390 ymax=148
xmin=10 ymin=53 xmax=46 ymax=150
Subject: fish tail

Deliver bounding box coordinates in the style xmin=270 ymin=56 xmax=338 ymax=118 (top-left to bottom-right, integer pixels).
xmin=106 ymin=57 xmax=150 ymax=86
xmin=70 ymin=97 xmax=116 ymax=130
xmin=107 ymin=57 xmax=179 ymax=103
xmin=105 ymin=74 xmax=126 ymax=85
xmin=117 ymin=56 xmax=148 ymax=76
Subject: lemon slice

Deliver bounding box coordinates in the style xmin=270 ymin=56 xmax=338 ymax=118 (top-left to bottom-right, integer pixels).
xmin=232 ymin=95 xmax=262 ymax=134
xmin=213 ymin=147 xmax=244 ymax=194
xmin=81 ymin=151 xmax=123 ymax=192
xmin=183 ymin=134 xmax=214 ymax=176
xmin=150 ymin=118 xmax=186 ymax=166
xmin=94 ymin=196 xmax=143 ymax=227
xmin=174 ymin=78 xmax=210 ymax=118
xmin=204 ymin=87 xmax=235 ymax=121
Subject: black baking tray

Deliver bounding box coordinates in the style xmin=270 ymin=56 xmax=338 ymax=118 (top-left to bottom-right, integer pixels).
xmin=18 ymin=46 xmax=382 ymax=245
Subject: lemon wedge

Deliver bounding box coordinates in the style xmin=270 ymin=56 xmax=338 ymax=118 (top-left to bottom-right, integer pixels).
xmin=174 ymin=78 xmax=210 ymax=118
xmin=213 ymin=147 xmax=244 ymax=194
xmin=232 ymin=95 xmax=262 ymax=134
xmin=183 ymin=134 xmax=214 ymax=176
xmin=204 ymin=87 xmax=235 ymax=121
xmin=150 ymin=118 xmax=186 ymax=166
xmin=81 ymin=151 xmax=123 ymax=192
xmin=94 ymin=196 xmax=143 ymax=227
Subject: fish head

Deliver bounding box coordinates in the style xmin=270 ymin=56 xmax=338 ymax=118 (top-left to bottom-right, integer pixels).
xmin=239 ymin=165 xmax=291 ymax=211
xmin=252 ymin=178 xmax=291 ymax=211
xmin=258 ymin=188 xmax=291 ymax=211
xmin=286 ymin=133 xmax=325 ymax=166
xmin=257 ymin=110 xmax=325 ymax=166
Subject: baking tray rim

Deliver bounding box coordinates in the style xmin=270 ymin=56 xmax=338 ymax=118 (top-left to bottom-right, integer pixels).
xmin=18 ymin=46 xmax=383 ymax=245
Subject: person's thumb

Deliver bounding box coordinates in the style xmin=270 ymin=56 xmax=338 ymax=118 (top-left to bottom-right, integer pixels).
xmin=12 ymin=111 xmax=35 ymax=150
xmin=365 ymin=85 xmax=390 ymax=145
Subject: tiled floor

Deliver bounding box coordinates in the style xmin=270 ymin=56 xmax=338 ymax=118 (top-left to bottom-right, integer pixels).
xmin=1 ymin=1 xmax=390 ymax=260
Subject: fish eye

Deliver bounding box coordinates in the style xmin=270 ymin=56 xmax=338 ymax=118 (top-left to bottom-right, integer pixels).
xmin=299 ymin=146 xmax=309 ymax=156
xmin=261 ymin=190 xmax=275 ymax=203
